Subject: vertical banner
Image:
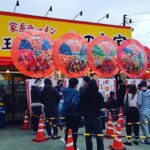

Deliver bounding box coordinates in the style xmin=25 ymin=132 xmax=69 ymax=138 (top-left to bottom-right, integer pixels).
xmin=98 ymin=78 xmax=116 ymax=99
xmin=126 ymin=79 xmax=142 ymax=87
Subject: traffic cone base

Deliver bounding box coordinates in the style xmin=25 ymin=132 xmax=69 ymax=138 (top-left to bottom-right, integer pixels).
xmin=32 ymin=138 xmax=49 ymax=143
xmin=109 ymin=145 xmax=126 ymax=150
xmin=32 ymin=114 xmax=50 ymax=143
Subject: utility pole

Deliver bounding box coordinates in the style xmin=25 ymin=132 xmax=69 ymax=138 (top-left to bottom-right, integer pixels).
xmin=123 ymin=14 xmax=127 ymax=26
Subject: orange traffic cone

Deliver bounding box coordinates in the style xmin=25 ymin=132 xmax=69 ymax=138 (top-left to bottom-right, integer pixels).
xmin=21 ymin=109 xmax=29 ymax=130
xmin=106 ymin=112 xmax=114 ymax=138
xmin=33 ymin=114 xmax=49 ymax=143
xmin=109 ymin=119 xmax=126 ymax=150
xmin=66 ymin=129 xmax=74 ymax=150
xmin=118 ymin=107 xmax=125 ymax=127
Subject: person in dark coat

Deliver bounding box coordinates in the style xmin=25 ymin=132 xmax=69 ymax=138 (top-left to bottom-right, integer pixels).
xmin=31 ymin=79 xmax=43 ymax=133
xmin=117 ymin=79 xmax=126 ymax=108
xmin=105 ymin=91 xmax=119 ymax=121
xmin=79 ymin=76 xmax=90 ymax=96
xmin=41 ymin=79 xmax=61 ymax=139
xmin=61 ymin=78 xmax=80 ymax=150
xmin=80 ymin=79 xmax=104 ymax=150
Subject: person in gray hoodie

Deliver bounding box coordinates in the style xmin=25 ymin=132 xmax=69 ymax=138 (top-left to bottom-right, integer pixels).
xmin=137 ymin=80 xmax=150 ymax=144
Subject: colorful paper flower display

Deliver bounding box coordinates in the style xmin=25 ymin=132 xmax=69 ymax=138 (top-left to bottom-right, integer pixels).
xmin=11 ymin=30 xmax=55 ymax=78
xmin=53 ymin=32 xmax=89 ymax=77
xmin=118 ymin=39 xmax=147 ymax=78
xmin=87 ymin=36 xmax=119 ymax=78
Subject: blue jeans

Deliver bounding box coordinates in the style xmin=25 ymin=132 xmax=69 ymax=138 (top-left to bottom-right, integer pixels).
xmin=140 ymin=114 xmax=150 ymax=143
xmin=57 ymin=100 xmax=64 ymax=125
xmin=84 ymin=117 xmax=104 ymax=150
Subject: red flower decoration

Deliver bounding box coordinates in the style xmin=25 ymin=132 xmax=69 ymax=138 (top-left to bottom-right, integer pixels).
xmin=11 ymin=30 xmax=55 ymax=78
xmin=53 ymin=32 xmax=89 ymax=78
xmin=118 ymin=39 xmax=147 ymax=78
xmin=87 ymin=36 xmax=119 ymax=78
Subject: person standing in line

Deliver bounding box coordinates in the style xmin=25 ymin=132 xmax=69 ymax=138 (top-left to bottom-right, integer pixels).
xmin=79 ymin=76 xmax=90 ymax=96
xmin=41 ymin=79 xmax=61 ymax=139
xmin=55 ymin=79 xmax=64 ymax=126
xmin=123 ymin=84 xmax=140 ymax=146
xmin=117 ymin=79 xmax=126 ymax=108
xmin=105 ymin=91 xmax=118 ymax=121
xmin=61 ymin=78 xmax=80 ymax=150
xmin=137 ymin=80 xmax=150 ymax=144
xmin=79 ymin=76 xmax=90 ymax=127
xmin=80 ymin=79 xmax=104 ymax=150
xmin=31 ymin=79 xmax=43 ymax=133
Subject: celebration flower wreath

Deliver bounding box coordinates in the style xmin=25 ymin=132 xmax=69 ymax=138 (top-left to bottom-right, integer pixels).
xmin=53 ymin=32 xmax=89 ymax=77
xmin=87 ymin=36 xmax=119 ymax=77
xmin=11 ymin=30 xmax=55 ymax=78
xmin=118 ymin=39 xmax=147 ymax=78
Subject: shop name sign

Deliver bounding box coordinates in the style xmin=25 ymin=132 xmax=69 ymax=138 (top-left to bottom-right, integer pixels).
xmin=0 ymin=11 xmax=132 ymax=57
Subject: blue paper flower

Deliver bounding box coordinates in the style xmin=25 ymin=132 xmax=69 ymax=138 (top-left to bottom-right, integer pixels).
xmin=42 ymin=40 xmax=51 ymax=51
xmin=80 ymin=45 xmax=87 ymax=56
xmin=19 ymin=39 xmax=33 ymax=50
xmin=123 ymin=47 xmax=133 ymax=55
xmin=59 ymin=42 xmax=72 ymax=55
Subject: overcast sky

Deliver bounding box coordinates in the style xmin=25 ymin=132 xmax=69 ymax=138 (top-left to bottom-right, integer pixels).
xmin=1 ymin=0 xmax=150 ymax=47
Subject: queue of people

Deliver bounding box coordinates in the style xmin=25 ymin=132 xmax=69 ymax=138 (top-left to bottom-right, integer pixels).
xmin=123 ymin=80 xmax=150 ymax=145
xmin=30 ymin=76 xmax=150 ymax=150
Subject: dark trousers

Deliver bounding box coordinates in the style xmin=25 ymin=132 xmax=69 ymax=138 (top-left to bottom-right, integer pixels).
xmin=84 ymin=117 xmax=104 ymax=150
xmin=45 ymin=112 xmax=59 ymax=136
xmin=65 ymin=115 xmax=80 ymax=150
xmin=126 ymin=107 xmax=139 ymax=139
xmin=45 ymin=118 xmax=58 ymax=136
xmin=31 ymin=106 xmax=42 ymax=132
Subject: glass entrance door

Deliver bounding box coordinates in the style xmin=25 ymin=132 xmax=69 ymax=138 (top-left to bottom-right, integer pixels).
xmin=0 ymin=73 xmax=28 ymax=124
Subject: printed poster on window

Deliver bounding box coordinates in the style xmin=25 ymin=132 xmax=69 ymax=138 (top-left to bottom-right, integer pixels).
xmin=126 ymin=79 xmax=142 ymax=87
xmin=97 ymin=78 xmax=116 ymax=99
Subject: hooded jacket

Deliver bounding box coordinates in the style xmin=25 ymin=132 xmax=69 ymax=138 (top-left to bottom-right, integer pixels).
xmin=137 ymin=89 xmax=150 ymax=114
xmin=41 ymin=85 xmax=60 ymax=117
xmin=61 ymin=87 xmax=80 ymax=116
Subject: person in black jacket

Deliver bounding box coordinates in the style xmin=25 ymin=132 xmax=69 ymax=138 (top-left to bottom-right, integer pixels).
xmin=117 ymin=79 xmax=126 ymax=108
xmin=31 ymin=79 xmax=43 ymax=133
xmin=79 ymin=76 xmax=90 ymax=96
xmin=105 ymin=91 xmax=119 ymax=121
xmin=41 ymin=79 xmax=61 ymax=139
xmin=80 ymin=79 xmax=104 ymax=150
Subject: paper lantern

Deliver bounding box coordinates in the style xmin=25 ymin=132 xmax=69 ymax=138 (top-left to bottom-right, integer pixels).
xmin=87 ymin=36 xmax=119 ymax=78
xmin=11 ymin=30 xmax=55 ymax=78
xmin=53 ymin=32 xmax=89 ymax=78
xmin=118 ymin=39 xmax=147 ymax=78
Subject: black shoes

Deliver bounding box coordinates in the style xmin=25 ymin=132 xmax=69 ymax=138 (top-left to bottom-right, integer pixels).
xmin=123 ymin=141 xmax=132 ymax=146
xmin=133 ymin=141 xmax=139 ymax=145
xmin=124 ymin=141 xmax=139 ymax=146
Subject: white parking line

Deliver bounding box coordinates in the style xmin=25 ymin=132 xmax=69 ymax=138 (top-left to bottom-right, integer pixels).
xmin=60 ymin=138 xmax=80 ymax=150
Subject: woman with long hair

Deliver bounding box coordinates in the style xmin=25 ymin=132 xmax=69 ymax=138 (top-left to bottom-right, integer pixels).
xmin=80 ymin=79 xmax=104 ymax=150
xmin=124 ymin=84 xmax=140 ymax=145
